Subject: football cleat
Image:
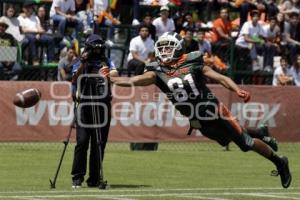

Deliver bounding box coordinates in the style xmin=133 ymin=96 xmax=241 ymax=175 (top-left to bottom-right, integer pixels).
xmin=271 ymin=156 xmax=292 ymax=188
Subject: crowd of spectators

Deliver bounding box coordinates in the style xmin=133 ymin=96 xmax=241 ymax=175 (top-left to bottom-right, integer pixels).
xmin=0 ymin=0 xmax=300 ymax=86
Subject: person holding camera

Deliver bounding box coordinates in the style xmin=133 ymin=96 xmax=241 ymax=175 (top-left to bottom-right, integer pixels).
xmin=71 ymin=34 xmax=118 ymax=188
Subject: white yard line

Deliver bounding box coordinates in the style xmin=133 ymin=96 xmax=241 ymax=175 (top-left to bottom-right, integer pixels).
xmin=179 ymin=195 xmax=230 ymax=200
xmin=95 ymin=197 xmax=136 ymax=200
xmin=0 ymin=188 xmax=300 ymax=200
xmin=240 ymin=193 xmax=300 ymax=200
xmin=11 ymin=197 xmax=43 ymax=200
xmin=0 ymin=187 xmax=299 ymax=194
xmin=1 ymin=192 xmax=300 ymax=199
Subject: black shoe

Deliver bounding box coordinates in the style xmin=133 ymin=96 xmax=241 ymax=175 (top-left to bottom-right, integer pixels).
xmin=272 ymin=156 xmax=292 ymax=188
xmin=260 ymin=125 xmax=278 ymax=152
xmin=87 ymin=181 xmax=99 ymax=188
xmin=72 ymin=179 xmax=82 ymax=189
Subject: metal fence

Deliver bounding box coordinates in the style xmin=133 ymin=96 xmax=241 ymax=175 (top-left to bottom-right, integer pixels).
xmin=1 ymin=36 xmax=274 ymax=84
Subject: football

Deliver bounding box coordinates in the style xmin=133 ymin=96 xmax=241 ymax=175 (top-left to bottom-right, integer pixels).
xmin=13 ymin=88 xmax=42 ymax=108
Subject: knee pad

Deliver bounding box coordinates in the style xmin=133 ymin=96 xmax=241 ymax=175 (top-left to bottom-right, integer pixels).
xmin=239 ymin=132 xmax=254 ymax=152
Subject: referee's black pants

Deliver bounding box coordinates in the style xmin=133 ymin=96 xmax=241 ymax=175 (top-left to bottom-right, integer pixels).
xmin=71 ymin=102 xmax=111 ymax=184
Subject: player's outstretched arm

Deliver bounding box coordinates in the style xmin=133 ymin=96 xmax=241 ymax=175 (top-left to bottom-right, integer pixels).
xmin=110 ymin=71 xmax=156 ymax=87
xmin=202 ymin=65 xmax=251 ymax=102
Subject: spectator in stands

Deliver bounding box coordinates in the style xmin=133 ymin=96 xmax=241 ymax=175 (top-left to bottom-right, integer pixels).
xmin=290 ymin=54 xmax=300 ymax=85
xmin=239 ymin=0 xmax=266 ymax=28
xmin=152 ymin=6 xmax=175 ymax=38
xmin=18 ymin=2 xmax=55 ymax=65
xmin=182 ymin=13 xmax=196 ymax=31
xmin=265 ymin=0 xmax=279 ymax=19
xmin=37 ymin=6 xmax=51 ymax=33
xmin=91 ymin=0 xmax=108 ymax=19
xmin=0 ymin=19 xmax=21 ymax=80
xmin=127 ymin=25 xmax=155 ymax=77
xmin=235 ymin=10 xmax=265 ymax=71
xmin=279 ymin=0 xmax=300 ymax=17
xmin=284 ymin=12 xmax=300 ymax=63
xmin=173 ymin=12 xmax=184 ymax=34
xmin=58 ymin=47 xmax=77 ymax=81
xmin=212 ymin=8 xmax=232 ymax=46
xmin=183 ymin=29 xmax=198 ymax=53
xmin=50 ymin=0 xmax=83 ymax=39
xmin=276 ymin=12 xmax=289 ymax=56
xmin=75 ymin=0 xmax=93 ymax=35
xmin=37 ymin=5 xmax=64 ymax=59
xmin=0 ymin=5 xmax=28 ymax=51
xmin=211 ymin=8 xmax=232 ymax=62
xmin=272 ymin=57 xmax=293 ymax=85
xmin=197 ymin=30 xmax=212 ymax=54
xmin=263 ymin=17 xmax=281 ymax=71
xmin=92 ymin=0 xmax=120 ymax=42
xmin=140 ymin=13 xmax=156 ymax=40
xmin=277 ymin=12 xmax=288 ymax=42
xmin=132 ymin=0 xmax=140 ymax=25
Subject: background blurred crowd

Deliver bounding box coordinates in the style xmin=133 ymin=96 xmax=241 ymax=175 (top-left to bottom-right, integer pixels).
xmin=0 ymin=0 xmax=300 ymax=86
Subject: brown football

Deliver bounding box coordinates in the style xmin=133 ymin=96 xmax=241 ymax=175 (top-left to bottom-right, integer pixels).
xmin=13 ymin=88 xmax=42 ymax=108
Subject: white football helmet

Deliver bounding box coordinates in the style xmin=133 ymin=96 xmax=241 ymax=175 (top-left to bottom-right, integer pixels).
xmin=154 ymin=32 xmax=185 ymax=64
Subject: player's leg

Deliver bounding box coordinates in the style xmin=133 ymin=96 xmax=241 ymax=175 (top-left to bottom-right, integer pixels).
xmin=218 ymin=103 xmax=291 ymax=188
xmin=247 ymin=126 xmax=278 ymax=151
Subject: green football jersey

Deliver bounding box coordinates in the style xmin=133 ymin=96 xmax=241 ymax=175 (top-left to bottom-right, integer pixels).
xmin=146 ymin=51 xmax=218 ymax=117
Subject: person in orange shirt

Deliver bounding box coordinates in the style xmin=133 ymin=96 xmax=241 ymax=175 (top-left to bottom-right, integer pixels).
xmin=212 ymin=8 xmax=233 ymax=45
xmin=212 ymin=8 xmax=232 ymax=62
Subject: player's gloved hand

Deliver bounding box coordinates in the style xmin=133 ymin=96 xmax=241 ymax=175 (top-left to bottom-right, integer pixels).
xmin=99 ymin=66 xmax=110 ymax=77
xmin=237 ymin=89 xmax=251 ymax=103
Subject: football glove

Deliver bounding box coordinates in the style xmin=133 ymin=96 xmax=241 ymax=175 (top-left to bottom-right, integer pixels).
xmin=237 ymin=89 xmax=251 ymax=103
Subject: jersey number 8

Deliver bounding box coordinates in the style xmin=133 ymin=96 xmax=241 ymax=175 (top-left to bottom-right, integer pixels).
xmin=167 ymin=74 xmax=200 ymax=102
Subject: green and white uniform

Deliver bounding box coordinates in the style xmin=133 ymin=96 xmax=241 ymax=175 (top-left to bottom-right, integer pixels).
xmin=146 ymin=51 xmax=254 ymax=150
xmin=146 ymin=51 xmax=219 ymax=119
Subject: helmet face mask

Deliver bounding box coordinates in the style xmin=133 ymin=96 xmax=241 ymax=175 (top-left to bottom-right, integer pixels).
xmin=154 ymin=32 xmax=184 ymax=65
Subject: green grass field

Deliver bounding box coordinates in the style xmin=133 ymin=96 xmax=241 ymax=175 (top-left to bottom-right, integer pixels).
xmin=0 ymin=142 xmax=299 ymax=200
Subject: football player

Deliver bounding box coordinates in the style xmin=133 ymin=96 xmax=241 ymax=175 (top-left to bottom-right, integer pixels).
xmin=111 ymin=32 xmax=291 ymax=188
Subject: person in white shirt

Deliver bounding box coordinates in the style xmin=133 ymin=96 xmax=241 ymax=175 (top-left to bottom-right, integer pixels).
xmin=1 ymin=5 xmax=25 ymax=43
xmin=50 ymin=0 xmax=83 ymax=38
xmin=152 ymin=6 xmax=175 ymax=39
xmin=0 ymin=5 xmax=29 ymax=63
xmin=127 ymin=24 xmax=155 ymax=77
xmin=235 ymin=10 xmax=266 ymax=71
xmin=272 ymin=57 xmax=293 ymax=86
xmin=91 ymin=0 xmax=108 ymax=18
xmin=18 ymin=2 xmax=55 ymax=65
xmin=290 ymin=54 xmax=300 ymax=86
xmin=91 ymin=0 xmax=120 ymax=41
